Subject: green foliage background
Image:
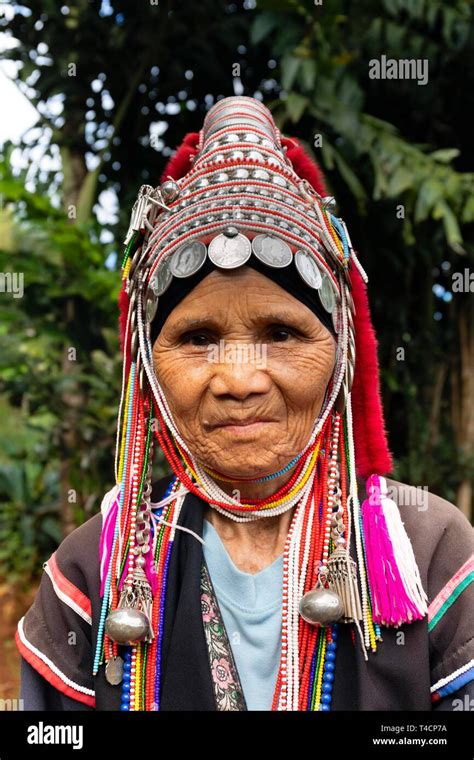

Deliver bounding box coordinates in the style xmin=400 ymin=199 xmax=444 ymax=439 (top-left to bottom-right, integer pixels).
xmin=1 ymin=0 xmax=473 ymax=583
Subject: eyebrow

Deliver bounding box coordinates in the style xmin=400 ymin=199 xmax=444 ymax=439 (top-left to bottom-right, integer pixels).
xmin=169 ymin=310 xmax=305 ymax=332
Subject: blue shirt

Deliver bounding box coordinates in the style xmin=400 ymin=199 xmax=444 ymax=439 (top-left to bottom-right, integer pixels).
xmin=202 ymin=518 xmax=283 ymax=710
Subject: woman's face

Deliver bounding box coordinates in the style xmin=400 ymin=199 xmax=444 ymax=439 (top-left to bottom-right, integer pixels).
xmin=152 ymin=266 xmax=336 ymax=479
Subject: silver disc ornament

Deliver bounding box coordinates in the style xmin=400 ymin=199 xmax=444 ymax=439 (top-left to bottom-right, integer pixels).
xmin=252 ymin=235 xmax=292 ymax=268
xmin=105 ymin=655 xmax=124 ymax=686
xmin=299 ymin=587 xmax=344 ymax=626
xmin=294 ymin=249 xmax=322 ymax=290
xmin=169 ymin=240 xmax=207 ymax=278
xmin=319 ymin=274 xmax=336 ymax=313
xmin=149 ymin=258 xmax=172 ymax=296
xmin=145 ymin=292 xmax=158 ymax=324
xmin=208 ymin=231 xmax=252 ymax=269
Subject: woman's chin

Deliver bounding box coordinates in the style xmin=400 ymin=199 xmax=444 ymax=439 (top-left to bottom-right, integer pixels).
xmin=203 ymin=451 xmax=289 ymax=481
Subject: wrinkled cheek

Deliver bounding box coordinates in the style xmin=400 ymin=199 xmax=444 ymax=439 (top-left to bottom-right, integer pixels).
xmin=153 ymin=355 xmax=207 ymax=433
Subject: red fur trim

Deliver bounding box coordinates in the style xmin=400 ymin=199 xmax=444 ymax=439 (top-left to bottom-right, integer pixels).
xmin=281 ymin=136 xmax=328 ymax=197
xmin=160 ymin=132 xmax=200 ymax=182
xmin=350 ymin=267 xmax=393 ymax=476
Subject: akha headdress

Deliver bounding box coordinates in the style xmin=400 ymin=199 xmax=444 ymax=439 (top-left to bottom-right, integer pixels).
xmin=96 ymin=96 xmax=428 ymax=710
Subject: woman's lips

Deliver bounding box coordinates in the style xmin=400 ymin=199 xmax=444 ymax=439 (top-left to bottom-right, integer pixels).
xmin=210 ymin=418 xmax=277 ymax=435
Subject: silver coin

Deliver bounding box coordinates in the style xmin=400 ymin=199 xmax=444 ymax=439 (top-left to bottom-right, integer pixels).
xmin=150 ymin=258 xmax=172 ymax=296
xmin=294 ymin=250 xmax=322 ymax=290
xmin=145 ymin=293 xmax=158 ymax=324
xmin=105 ymin=656 xmax=124 ymax=686
xmin=319 ymin=274 xmax=336 ymax=313
xmin=208 ymin=233 xmax=252 ymax=269
xmin=169 ymin=240 xmax=207 ymax=278
xmin=252 ymin=235 xmax=292 ymax=268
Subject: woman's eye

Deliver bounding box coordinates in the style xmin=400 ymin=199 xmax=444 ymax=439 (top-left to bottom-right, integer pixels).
xmin=182 ymin=332 xmax=214 ymax=347
xmin=269 ymin=327 xmax=293 ymax=342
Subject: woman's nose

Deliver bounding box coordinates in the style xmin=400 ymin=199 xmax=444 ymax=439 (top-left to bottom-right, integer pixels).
xmin=208 ymin=342 xmax=272 ymax=400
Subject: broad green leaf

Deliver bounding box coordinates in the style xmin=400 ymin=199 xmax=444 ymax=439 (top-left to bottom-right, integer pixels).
xmin=285 ymin=92 xmax=308 ymax=123
xmin=281 ymin=55 xmax=301 ymax=91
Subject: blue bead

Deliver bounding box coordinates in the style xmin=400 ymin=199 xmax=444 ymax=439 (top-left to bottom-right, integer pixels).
xmin=320 ymin=703 xmax=331 ymax=711
xmin=324 ymin=661 xmax=335 ymax=672
xmin=122 ymin=675 xmax=131 ymax=685
xmin=123 ymin=663 xmax=131 ymax=672
xmin=322 ymin=671 xmax=334 ymax=683
xmin=120 ymin=704 xmax=129 ymax=711
xmin=327 ymin=642 xmax=337 ymax=652
xmin=322 ymin=682 xmax=332 ymax=694
xmin=322 ymin=693 xmax=332 ymax=704
xmin=325 ymin=650 xmax=336 ymax=661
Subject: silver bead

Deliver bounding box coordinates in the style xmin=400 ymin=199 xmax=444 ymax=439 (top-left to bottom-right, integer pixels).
xmin=298 ymin=588 xmax=344 ymax=626
xmin=322 ymin=195 xmax=337 ymax=213
xmin=234 ymin=168 xmax=249 ymax=180
xmin=105 ymin=607 xmax=150 ymax=645
xmin=160 ymin=179 xmax=180 ymax=203
xmin=252 ymin=169 xmax=270 ymax=180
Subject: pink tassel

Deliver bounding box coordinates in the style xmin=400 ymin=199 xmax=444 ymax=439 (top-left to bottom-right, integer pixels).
xmin=362 ymin=474 xmax=426 ymax=627
xmin=99 ymin=489 xmax=120 ymax=596
xmin=144 ymin=543 xmax=158 ymax=596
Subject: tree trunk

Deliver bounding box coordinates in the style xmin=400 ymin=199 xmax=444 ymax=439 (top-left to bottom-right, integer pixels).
xmin=451 ymin=298 xmax=474 ymax=522
xmin=59 ymin=146 xmax=88 ymax=536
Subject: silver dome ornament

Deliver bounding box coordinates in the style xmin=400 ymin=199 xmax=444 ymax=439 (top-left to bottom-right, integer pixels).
xmin=298 ymin=587 xmax=344 ymax=626
xmin=105 ymin=606 xmax=151 ymax=645
xmin=160 ymin=178 xmax=180 ymax=204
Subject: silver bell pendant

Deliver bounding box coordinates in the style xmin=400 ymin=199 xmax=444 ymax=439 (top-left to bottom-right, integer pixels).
xmin=299 ymin=586 xmax=344 ymax=626
xmin=105 ymin=559 xmax=154 ymax=646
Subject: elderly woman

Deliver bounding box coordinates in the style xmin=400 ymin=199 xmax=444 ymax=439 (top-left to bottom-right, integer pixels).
xmin=17 ymin=97 xmax=474 ymax=711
